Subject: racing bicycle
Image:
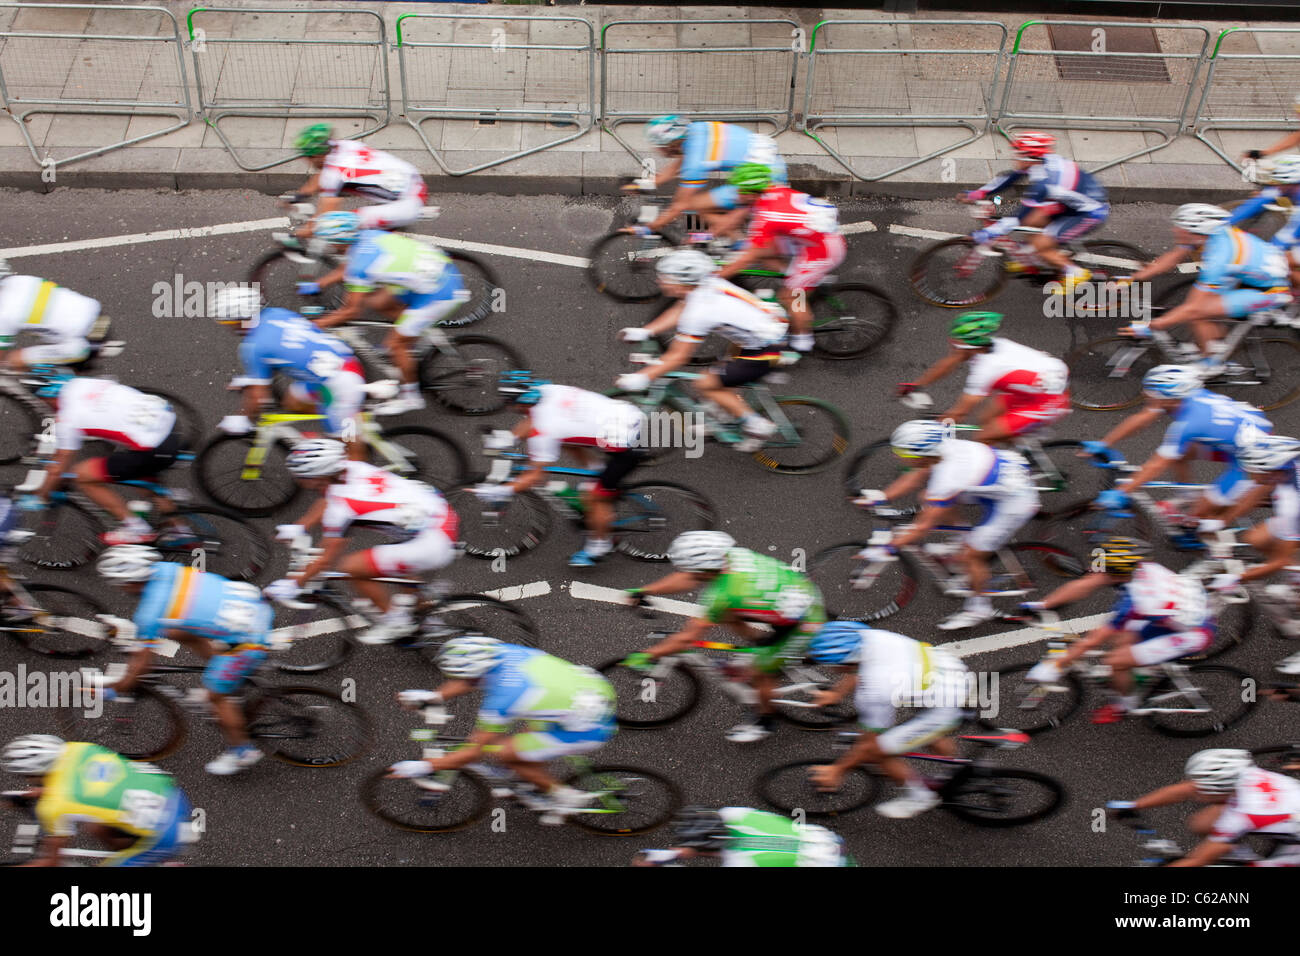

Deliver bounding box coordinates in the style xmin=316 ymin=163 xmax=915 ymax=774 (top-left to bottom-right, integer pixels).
xmin=0 ymin=528 xmax=112 ymax=659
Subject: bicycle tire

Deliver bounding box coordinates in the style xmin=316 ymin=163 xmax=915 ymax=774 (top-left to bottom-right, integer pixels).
xmin=596 ymin=657 xmax=701 ymax=728
xmin=561 ymin=764 xmax=681 ymax=835
xmin=59 ymin=685 xmax=187 ymax=761
xmin=841 ymin=438 xmax=922 ymax=516
xmin=158 ymin=505 xmax=271 ymax=583
xmin=271 ymin=593 xmax=361 ymax=674
xmin=943 ymin=766 xmax=1065 ymax=828
xmin=1145 ymin=664 xmax=1257 ymax=738
xmin=1210 ymin=336 xmax=1300 ymax=411
xmin=404 ymin=593 xmax=540 ymax=673
xmin=248 ymin=248 xmax=346 ymax=312
xmin=750 ymin=397 xmax=850 ymax=475
xmin=908 ymin=236 xmax=1007 ymax=308
xmin=443 ymin=250 xmax=501 ymax=327
xmin=376 ymin=425 xmax=469 ymax=491
xmin=773 ymin=663 xmax=859 ymax=728
xmin=755 ymin=759 xmax=879 ymax=818
xmin=809 ymin=541 xmax=920 ymax=623
xmin=192 ymin=432 xmax=300 ymax=517
xmin=1065 ymin=335 xmax=1161 ymax=410
xmin=17 ymin=497 xmax=104 ymax=570
xmin=10 ymin=583 xmax=110 ymax=659
xmin=419 ymin=334 xmax=527 ymax=416
xmin=1076 ymin=240 xmax=1149 ymax=275
xmin=246 ymin=686 xmax=371 ymax=767
xmin=0 ymin=393 xmax=39 ymax=465
xmin=587 ymin=230 xmax=676 ymax=303
xmin=445 ymin=485 xmax=553 ymax=559
xmin=976 ymin=662 xmax=1084 ymax=735
xmin=614 ymin=481 xmax=717 ymax=561
xmin=361 ymin=765 xmax=492 ymax=833
xmin=1250 ymin=743 xmax=1300 ymax=778
xmin=1189 ymin=598 xmax=1254 ymax=661
xmin=810 ymin=282 xmax=897 ymax=359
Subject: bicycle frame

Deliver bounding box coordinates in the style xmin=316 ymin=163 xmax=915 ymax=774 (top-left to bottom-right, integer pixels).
xmin=235 ymin=411 xmax=412 ymax=480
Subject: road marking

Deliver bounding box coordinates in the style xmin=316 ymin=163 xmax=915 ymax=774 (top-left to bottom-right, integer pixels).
xmin=944 ymin=612 xmax=1111 ymax=660
xmin=0 ymin=217 xmax=292 ymax=260
xmin=425 ymin=235 xmax=590 ymax=270
xmin=569 ymin=580 xmax=704 ymax=618
xmin=840 ymin=220 xmax=877 ymax=235
xmin=888 ymin=223 xmax=961 ymax=243
xmin=481 ymin=580 xmax=553 ymax=602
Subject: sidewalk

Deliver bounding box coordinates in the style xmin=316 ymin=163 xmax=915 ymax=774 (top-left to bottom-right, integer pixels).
xmin=0 ymin=1 xmax=1291 ymax=200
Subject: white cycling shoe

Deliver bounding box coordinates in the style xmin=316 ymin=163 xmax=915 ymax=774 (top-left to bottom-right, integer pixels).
xmin=375 ymin=393 xmax=426 ymax=416
xmin=1025 ymin=660 xmax=1062 ymax=684
xmin=1277 ymin=652 xmax=1300 ymax=676
xmin=206 ymin=745 xmax=264 ymax=776
xmin=725 ymin=720 xmax=772 ymax=744
xmin=538 ymin=785 xmax=598 ymax=826
xmin=875 ymin=788 xmax=941 ymax=819
xmin=937 ymin=606 xmax=996 ymax=631
xmin=358 ymin=618 xmax=417 ymax=645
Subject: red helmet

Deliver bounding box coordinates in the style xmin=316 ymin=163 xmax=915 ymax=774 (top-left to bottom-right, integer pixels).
xmin=1011 ymin=131 xmax=1055 ymax=158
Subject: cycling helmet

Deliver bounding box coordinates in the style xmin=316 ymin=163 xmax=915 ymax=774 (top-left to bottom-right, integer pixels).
xmin=890 ymin=419 xmax=948 ymax=459
xmin=1260 ymin=154 xmax=1300 ymax=185
xmin=1185 ymin=748 xmax=1253 ymax=794
xmin=1095 ymin=535 xmax=1151 ymax=576
xmin=667 ymin=530 xmax=736 ymax=573
xmin=286 ymin=438 xmax=347 ymax=478
xmin=672 ymin=806 xmax=729 ymax=850
xmin=294 ymin=123 xmax=333 ymax=157
xmin=314 ymin=211 xmax=361 ymax=245
xmin=2 ymin=734 xmax=64 ymax=776
xmin=1238 ymin=434 xmax=1300 ymax=473
xmin=808 ymin=620 xmax=865 ymax=665
xmin=1141 ymin=364 xmax=1202 ymax=400
xmin=499 ymin=370 xmax=549 ymax=407
xmin=655 ymin=249 xmax=717 ymax=287
xmin=97 ymin=545 xmax=162 ymax=583
xmin=436 ymin=635 xmax=504 ymax=679
xmin=949 ymin=311 xmax=1002 ymax=349
xmin=729 ymin=162 xmax=773 ymax=194
xmin=1171 ymin=203 xmax=1230 ymax=236
xmin=1011 ymin=131 xmax=1054 ymax=158
xmin=645 ymin=115 xmax=690 ymax=148
xmin=209 ymin=286 xmax=262 ymax=325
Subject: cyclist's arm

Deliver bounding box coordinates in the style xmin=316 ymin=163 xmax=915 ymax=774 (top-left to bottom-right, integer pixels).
xmin=113 ymin=641 xmax=155 ymax=693
xmin=648 ymin=186 xmax=710 ymax=233
xmin=882 ymin=465 xmax=932 ymax=502
xmin=510 ymin=460 xmax=547 ymax=495
xmin=1115 ymin=453 xmax=1176 ymax=496
xmin=317 ymin=195 xmax=342 ymax=217
xmin=711 ymin=208 xmax=752 ymax=241
xmin=913 ymin=349 xmax=968 ymax=390
xmin=1259 ymin=130 xmax=1300 ymax=159
xmin=817 ymin=668 xmax=858 ymax=705
xmin=1131 ymin=780 xmax=1200 ymax=810
xmin=316 ymin=264 xmax=346 ymax=290
xmin=296 ymin=173 xmax=321 ymax=198
xmin=718 ymin=237 xmax=777 ymax=279
xmin=642 ymin=300 xmax=686 ymax=337
xmin=889 ymin=502 xmax=951 ymax=550
xmin=1131 ymin=246 xmax=1193 ymax=282
xmin=1228 ymin=191 xmax=1278 ymax=226
xmin=292 ymin=497 xmax=327 ymax=535
xmin=431 ymin=678 xmax=474 ymax=702
xmin=1244 ymin=536 xmax=1299 ymax=583
xmin=942 ymin=392 xmax=983 ymax=425
xmin=294 ymin=534 xmax=346 ymax=587
xmin=314 ymin=290 xmax=367 ymax=329
xmin=635 ymin=570 xmax=704 ymax=598
xmin=23 ymin=833 xmax=67 ymax=867
xmin=1100 ymin=405 xmax=1164 ymax=448
xmin=654 ymin=156 xmax=682 ymax=188
xmin=646 ymin=616 xmax=712 ymax=659
xmin=642 ymin=336 xmax=695 ymax=381
xmin=240 ymin=383 xmax=271 ymax=420
xmin=35 ymin=449 xmax=75 ymax=500
xmin=1169 ymin=838 xmax=1236 ymax=867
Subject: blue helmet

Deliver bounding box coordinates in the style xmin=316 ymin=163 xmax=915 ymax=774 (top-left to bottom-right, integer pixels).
xmin=35 ymin=369 xmax=74 ymax=399
xmin=646 ymin=115 xmax=689 ymax=147
xmin=499 ymin=370 xmax=548 ymax=406
xmin=808 ymin=620 xmax=866 ymax=664
xmin=314 ymin=211 xmax=361 ymax=245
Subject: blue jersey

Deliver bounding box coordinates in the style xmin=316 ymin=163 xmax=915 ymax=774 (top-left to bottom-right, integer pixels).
xmin=1157 ymin=389 xmax=1271 ymax=460
xmin=132 ymin=562 xmax=272 ymax=649
xmin=240 ymin=309 xmax=357 ymax=385
xmin=1225 ymin=185 xmax=1300 ymax=250
xmin=678 ymin=122 xmax=789 ymax=189
xmin=344 ymin=230 xmax=461 ymax=309
xmin=1194 ymin=226 xmax=1290 ymax=292
xmin=977 ymin=154 xmax=1107 ymax=214
xmin=476 ymin=644 xmax=616 ymax=732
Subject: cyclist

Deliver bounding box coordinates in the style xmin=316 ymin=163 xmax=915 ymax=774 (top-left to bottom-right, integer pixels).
xmin=1091 ymin=365 xmax=1273 ymax=548
xmin=617 ymin=250 xmax=787 ymax=450
xmin=1241 ymin=92 xmax=1300 ymax=165
xmin=268 ymin=439 xmax=459 ymax=645
xmin=1018 ymin=534 xmax=1151 ymax=621
xmin=806 ymin=621 xmax=969 ymax=818
xmin=311 ymin=211 xmax=469 ymax=416
xmin=1109 ymin=749 xmax=1300 ymax=867
xmin=476 ymin=372 xmax=647 ymax=568
xmin=1 ymin=735 xmax=195 ymax=866
xmin=1118 ymin=204 xmax=1292 ymax=359
xmin=1025 ymin=555 xmax=1213 ymax=724
xmin=894 ymin=311 xmax=1070 ymax=444
xmin=960 ymin=131 xmax=1109 ymax=293
xmin=633 ymin=806 xmax=849 ymax=867
xmin=209 ymin=287 xmax=367 ymax=458
xmin=95 ymin=546 xmax=274 ymax=776
xmin=624 ymin=115 xmax=789 ymax=239
xmin=860 ymin=420 xmax=1040 ymax=630
xmin=18 ymin=375 xmax=184 ymax=545
xmin=291 ymin=123 xmax=429 ymax=233
xmin=715 ymin=163 xmax=845 ymax=352
xmin=0 ymin=262 xmax=103 ymax=372
xmin=389 ymin=637 xmax=616 ymax=826
xmin=1234 ymin=154 xmax=1300 ymax=289
xmin=1206 ymin=434 xmax=1300 ymax=590
xmin=619 ymin=530 xmax=825 ymax=743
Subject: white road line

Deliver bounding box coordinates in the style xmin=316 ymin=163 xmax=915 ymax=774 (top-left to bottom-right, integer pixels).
xmin=944 ymin=612 xmax=1111 ymax=660
xmin=840 ymin=220 xmax=877 ymax=235
xmin=569 ymin=580 xmax=703 ymax=618
xmin=425 ymin=234 xmax=590 ymax=270
xmin=0 ymin=218 xmax=292 ymax=260
xmin=887 ymin=223 xmax=962 ymax=243
xmin=481 ymin=580 xmax=553 ymax=602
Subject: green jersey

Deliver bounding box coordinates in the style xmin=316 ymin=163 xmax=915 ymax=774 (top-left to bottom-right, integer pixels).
xmin=37 ymin=742 xmax=177 ymax=838
xmin=719 ymin=807 xmax=846 ymax=867
xmin=700 ymin=548 xmax=825 ymax=627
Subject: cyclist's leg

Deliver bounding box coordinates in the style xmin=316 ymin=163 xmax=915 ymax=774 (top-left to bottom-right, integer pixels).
xmin=578 ymin=449 xmax=645 ymax=560
xmin=973 ymin=393 xmax=1070 ymax=445
xmin=202 ymin=647 xmax=267 ymax=749
xmin=13 ymin=335 xmax=92 ymax=373
xmin=782 ymin=234 xmax=846 ymax=343
xmin=497 ymin=721 xmax=616 ymax=811
xmin=1039 ymin=207 xmax=1108 ymax=276
xmin=1108 ymin=625 xmax=1214 ymax=696
xmin=83 ymin=426 xmax=183 ymax=534
xmin=700 ymin=354 xmax=780 ymax=434
xmin=356 ymin=193 xmax=425 ymax=233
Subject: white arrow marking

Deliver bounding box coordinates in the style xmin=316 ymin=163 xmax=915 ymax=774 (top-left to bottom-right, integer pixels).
xmin=944 ymin=612 xmax=1111 ymax=659
xmin=569 ymin=580 xmax=703 ymax=618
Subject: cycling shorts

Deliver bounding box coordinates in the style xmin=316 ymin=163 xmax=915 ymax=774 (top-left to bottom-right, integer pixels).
xmin=751 ymin=616 xmax=824 ymax=675
xmin=1044 ymin=208 xmax=1109 ymax=241
xmin=203 ymin=648 xmax=269 ymax=694
xmin=93 ymin=424 xmax=183 ymax=483
xmin=287 ymin=368 xmax=366 ymax=436
xmin=714 ymin=348 xmax=782 ymax=387
xmin=1130 ymin=624 xmax=1214 ymax=666
xmin=394 ymin=270 xmax=468 ymax=339
xmin=1206 ymin=464 xmax=1256 ymax=507
xmin=966 ymin=493 xmax=1039 ymax=553
xmin=357 ymin=193 xmax=427 ymax=231
xmin=874 ymin=707 xmax=964 ymax=756
xmin=1209 ymin=286 xmax=1293 ymax=319
xmin=594 ymin=448 xmax=647 ymax=499
xmin=785 ymin=234 xmax=847 ymax=293
xmin=364 ymin=523 xmax=459 ymax=576
xmin=997 ymin=392 xmax=1071 ymax=436
xmin=19 ymin=337 xmax=92 ymax=366
xmin=508 ymin=718 xmax=616 ymax=762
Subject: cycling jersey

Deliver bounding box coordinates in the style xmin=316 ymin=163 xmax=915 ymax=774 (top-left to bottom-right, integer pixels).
xmin=239 ymin=309 xmax=362 ymax=386
xmin=526 ymin=384 xmax=646 ymax=460
xmin=1210 ymin=768 xmax=1300 ymax=846
xmin=344 ymin=230 xmax=463 ymax=307
xmin=1267 ymin=462 xmax=1300 ymax=541
xmin=132 ymin=562 xmax=272 ymax=650
xmin=321 ymin=460 xmax=454 ymax=539
xmin=1156 ymin=390 xmax=1271 ymax=460
xmin=748 ymin=186 xmax=840 ymax=253
xmin=1194 ymin=226 xmax=1290 ymax=293
xmin=318 ymin=140 xmax=426 ymax=205
xmin=676 ymin=277 xmax=788 ymax=351
xmin=925 ymin=440 xmax=1035 ymax=505
xmin=678 ymin=122 xmax=789 ymax=190
xmin=850 ymin=627 xmax=970 ymax=732
xmin=0 ymin=275 xmax=101 ymax=346
xmin=54 ymin=378 xmax=177 ymax=453
xmin=715 ymin=807 xmax=847 ymax=867
xmin=965 ymin=337 xmax=1068 ymax=399
xmin=701 ymin=547 xmax=825 ymax=629
xmin=1226 ymin=185 xmax=1300 ymax=250
xmin=975 ymin=154 xmax=1108 ymax=215
xmin=1112 ymin=562 xmax=1210 ymax=632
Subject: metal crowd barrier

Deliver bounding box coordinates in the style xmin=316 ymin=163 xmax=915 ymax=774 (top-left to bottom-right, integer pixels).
xmin=394 ymin=12 xmax=595 ymax=176
xmin=600 ymin=17 xmax=799 ymax=163
xmin=996 ymin=20 xmax=1210 ymax=172
xmin=802 ymin=19 xmax=1008 ymax=182
xmin=1192 ymin=27 xmax=1300 ymax=172
xmin=187 ymin=6 xmax=390 ymax=171
xmin=0 ymin=2 xmax=191 ymax=170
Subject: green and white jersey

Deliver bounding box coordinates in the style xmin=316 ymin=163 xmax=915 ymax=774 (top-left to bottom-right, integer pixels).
xmin=477 ymin=644 xmax=617 ymax=733
xmin=719 ymin=807 xmax=846 ymax=867
xmin=700 ymin=548 xmax=825 ymax=628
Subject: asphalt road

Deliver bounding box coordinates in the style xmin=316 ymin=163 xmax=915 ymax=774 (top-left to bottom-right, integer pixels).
xmin=2 ymin=186 xmax=1297 ymax=867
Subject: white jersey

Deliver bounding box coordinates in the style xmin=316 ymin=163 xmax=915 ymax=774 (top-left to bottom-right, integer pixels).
xmin=964 ymin=337 xmax=1068 ymax=398
xmin=925 ymin=439 xmax=1037 ymax=505
xmin=0 ymin=276 xmax=100 ymax=341
xmin=1122 ymin=562 xmax=1209 ymax=629
xmin=676 ymin=277 xmax=788 ymax=350
xmin=526 ymin=385 xmax=645 ymax=462
xmin=318 ymin=140 xmax=424 ymax=201
xmin=54 ymin=378 xmax=176 ymax=452
xmin=853 ymin=629 xmax=969 ymax=729
xmin=1210 ymin=768 xmax=1300 ymax=844
xmin=321 ymin=461 xmax=451 ymax=537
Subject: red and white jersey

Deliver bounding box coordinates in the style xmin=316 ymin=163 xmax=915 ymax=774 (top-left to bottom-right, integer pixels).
xmin=0 ymin=276 xmax=100 ymax=340
xmin=964 ymin=337 xmax=1069 ymax=399
xmin=748 ymin=187 xmax=840 ymax=258
xmin=526 ymin=385 xmax=645 ymax=463
xmin=318 ymin=140 xmax=426 ymax=202
xmin=54 ymin=378 xmax=176 ymax=452
xmin=1211 ymin=768 xmax=1300 ymax=843
xmin=321 ymin=461 xmax=452 ymax=537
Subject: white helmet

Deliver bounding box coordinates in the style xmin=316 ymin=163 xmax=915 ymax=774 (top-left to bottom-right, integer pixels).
xmin=286 ymin=438 xmax=347 ymax=477
xmin=0 ymin=259 xmax=11 ymax=280
xmin=1141 ymin=364 xmax=1202 ymax=400
xmin=1237 ymin=434 xmax=1300 ymax=473
xmin=2 ymin=734 xmax=64 ymax=775
xmin=97 ymin=545 xmax=162 ymax=582
xmin=1260 ymin=154 xmax=1300 ymax=185
xmin=645 ymin=114 xmax=689 ymax=147
xmin=1171 ymin=203 xmax=1230 ymax=235
xmin=436 ymin=635 xmax=504 ymax=679
xmin=667 ymin=530 xmax=736 ymax=572
xmin=890 ymin=419 xmax=948 ymax=458
xmin=656 ymin=249 xmax=716 ymax=287
xmin=209 ymin=286 xmax=262 ymax=324
xmin=1185 ymin=748 xmax=1253 ymax=794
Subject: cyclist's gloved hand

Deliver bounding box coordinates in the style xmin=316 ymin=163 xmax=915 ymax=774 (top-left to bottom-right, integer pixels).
xmin=1096 ymin=489 xmax=1130 ymax=511
xmin=296 ymin=281 xmax=321 ymax=297
xmin=616 ymin=372 xmax=651 ymax=393
xmin=1121 ymin=323 xmax=1153 ymax=339
xmin=264 ymin=578 xmax=302 ymax=602
xmin=900 ymin=391 xmax=933 ymax=411
xmin=619 ymin=327 xmax=651 ymax=343
xmin=218 ymin=414 xmax=253 ymax=436
xmin=852 ymin=489 xmax=887 ymax=509
xmin=389 ymin=760 xmax=433 ymax=779
xmin=1081 ymin=440 xmax=1120 ymax=464
xmin=16 ymin=495 xmax=44 ymax=513
xmin=274 ymin=524 xmax=306 ymax=543
xmin=397 ymin=689 xmax=443 ymax=709
xmin=1197 ymin=518 xmax=1226 ymax=534
xmin=483 ymin=429 xmax=516 ymax=452
xmin=1209 ymin=572 xmax=1242 ymax=592
xmin=971 ymin=229 xmax=993 ymax=246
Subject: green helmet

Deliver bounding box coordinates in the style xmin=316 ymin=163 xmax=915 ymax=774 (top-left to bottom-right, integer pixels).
xmin=294 ymin=123 xmax=333 ymax=157
xmin=729 ymin=162 xmax=773 ymax=194
xmin=949 ymin=311 xmax=1002 ymax=349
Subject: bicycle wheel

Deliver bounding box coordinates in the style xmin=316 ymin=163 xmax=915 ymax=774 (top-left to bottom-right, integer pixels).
xmin=614 ymin=481 xmax=716 ymax=561
xmin=909 ymin=237 xmax=1007 ymax=308
xmin=246 ymin=686 xmax=371 ymax=767
xmin=156 ymin=506 xmax=271 ymax=583
xmin=944 ymin=767 xmax=1065 ymax=827
xmin=1064 ymin=336 xmax=1162 ymax=410
xmin=562 ymin=764 xmax=681 ymax=835
xmin=1208 ymin=336 xmax=1300 ymax=411
xmin=756 ymin=759 xmax=879 ymax=817
xmin=420 ymin=334 xmax=526 ymax=416
xmin=0 ymin=393 xmax=39 ymax=465
xmin=1076 ymin=240 xmax=1149 ymax=275
xmin=1031 ymin=439 xmax=1115 ymax=517
xmin=842 ymin=438 xmax=922 ymax=516
xmin=976 ymin=663 xmax=1083 ymax=735
xmin=375 ymin=425 xmax=468 ymax=492
xmin=587 ymin=230 xmax=675 ymax=302
xmin=773 ymin=662 xmax=859 ymax=728
xmin=443 ymin=251 xmax=500 ymax=327
xmin=362 ymin=766 xmax=492 ymax=833
xmin=810 ymin=282 xmax=897 ymax=359
xmin=992 ymin=543 xmax=1085 ymax=598
xmin=407 ymin=594 xmax=539 ymax=672
xmin=193 ymin=433 xmax=299 ymax=517
xmin=444 ymin=485 xmax=553 ymax=558
xmin=17 ymin=498 xmax=104 ymax=570
xmin=1145 ymin=665 xmax=1256 ymax=737
xmin=809 ymin=542 xmax=920 ymax=623
xmin=249 ymin=248 xmax=346 ymax=312
xmin=271 ymin=594 xmax=362 ymax=674
xmin=60 ymin=687 xmax=186 ymax=761
xmin=596 ymin=657 xmax=700 ymax=728
xmin=10 ymin=584 xmax=110 ymax=659
xmin=1189 ymin=598 xmax=1254 ymax=661
xmin=1251 ymin=744 xmax=1300 ymax=778
xmin=751 ymin=397 xmax=850 ymax=475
